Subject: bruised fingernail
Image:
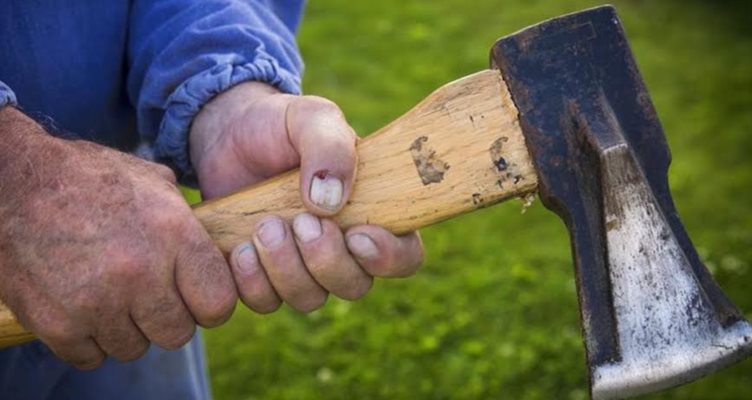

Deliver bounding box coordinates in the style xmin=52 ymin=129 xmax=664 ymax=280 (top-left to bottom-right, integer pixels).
xmin=309 ymin=170 xmax=343 ymax=210
xmin=233 ymin=242 xmax=259 ymax=275
xmin=257 ymin=218 xmax=286 ymax=248
xmin=347 ymin=234 xmax=379 ymax=260
xmin=293 ymin=213 xmax=322 ymax=243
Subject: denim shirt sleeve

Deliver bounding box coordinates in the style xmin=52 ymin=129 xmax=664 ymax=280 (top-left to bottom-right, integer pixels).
xmin=127 ymin=0 xmax=305 ymax=181
xmin=0 ymin=80 xmax=17 ymax=108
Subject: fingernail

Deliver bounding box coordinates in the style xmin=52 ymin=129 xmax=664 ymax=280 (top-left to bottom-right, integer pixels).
xmin=233 ymin=242 xmax=259 ymax=275
xmin=293 ymin=213 xmax=322 ymax=243
xmin=347 ymin=234 xmax=379 ymax=260
xmin=309 ymin=171 xmax=343 ymax=210
xmin=257 ymin=218 xmax=286 ymax=248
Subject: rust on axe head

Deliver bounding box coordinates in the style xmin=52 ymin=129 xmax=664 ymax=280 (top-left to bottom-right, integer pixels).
xmin=491 ymin=5 xmax=752 ymax=399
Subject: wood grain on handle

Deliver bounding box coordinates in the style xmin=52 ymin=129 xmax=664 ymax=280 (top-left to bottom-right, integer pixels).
xmin=0 ymin=69 xmax=538 ymax=349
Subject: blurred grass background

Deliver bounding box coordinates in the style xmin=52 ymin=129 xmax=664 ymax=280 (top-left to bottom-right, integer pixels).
xmin=201 ymin=0 xmax=752 ymax=398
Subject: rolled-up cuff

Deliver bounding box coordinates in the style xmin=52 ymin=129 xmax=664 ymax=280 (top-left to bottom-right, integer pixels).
xmin=0 ymin=80 xmax=17 ymax=108
xmin=154 ymin=55 xmax=301 ymax=184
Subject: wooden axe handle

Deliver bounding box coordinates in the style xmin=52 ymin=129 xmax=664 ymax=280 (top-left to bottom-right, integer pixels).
xmin=0 ymin=69 xmax=538 ymax=348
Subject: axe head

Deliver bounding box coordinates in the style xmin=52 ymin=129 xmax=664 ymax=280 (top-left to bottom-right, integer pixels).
xmin=491 ymin=6 xmax=752 ymax=399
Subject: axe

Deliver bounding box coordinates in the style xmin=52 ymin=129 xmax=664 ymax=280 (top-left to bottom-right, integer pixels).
xmin=0 ymin=5 xmax=749 ymax=398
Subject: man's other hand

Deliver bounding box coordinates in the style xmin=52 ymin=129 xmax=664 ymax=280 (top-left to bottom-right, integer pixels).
xmin=190 ymin=82 xmax=424 ymax=314
xmin=0 ymin=107 xmax=237 ymax=369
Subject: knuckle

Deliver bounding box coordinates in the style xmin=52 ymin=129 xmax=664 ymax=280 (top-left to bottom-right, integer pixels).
xmin=339 ymin=277 xmax=373 ymax=301
xmin=157 ymin=324 xmax=196 ymax=351
xmin=196 ymin=289 xmax=237 ymax=328
xmin=246 ymin=296 xmax=282 ymax=315
xmin=67 ymin=289 xmax=101 ymax=313
xmin=303 ymin=257 xmax=329 ymax=277
xmin=297 ymin=95 xmax=343 ymax=117
xmin=239 ymin=285 xmax=281 ymax=315
xmin=109 ymin=337 xmax=150 ymax=362
xmin=359 ymin=255 xmax=391 ymax=277
xmin=48 ymin=340 xmax=105 ymax=370
xmin=292 ymin=291 xmax=328 ymax=313
xmin=38 ymin=317 xmax=78 ymax=345
xmin=114 ymin=345 xmax=148 ymax=362
xmin=302 ymin=240 xmax=342 ymax=278
xmin=73 ymin=354 xmax=106 ymax=371
xmin=109 ymin=255 xmax=150 ymax=284
xmin=146 ymin=187 xmax=191 ymax=223
xmin=149 ymin=204 xmax=187 ymax=232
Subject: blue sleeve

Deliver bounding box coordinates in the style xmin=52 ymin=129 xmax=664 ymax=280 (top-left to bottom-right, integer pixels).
xmin=0 ymin=80 xmax=17 ymax=108
xmin=127 ymin=0 xmax=305 ymax=180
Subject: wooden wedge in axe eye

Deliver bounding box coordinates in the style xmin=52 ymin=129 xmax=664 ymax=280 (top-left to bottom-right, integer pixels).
xmin=0 ymin=5 xmax=750 ymax=399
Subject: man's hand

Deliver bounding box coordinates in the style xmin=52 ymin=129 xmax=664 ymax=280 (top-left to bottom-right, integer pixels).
xmin=190 ymin=82 xmax=424 ymax=313
xmin=0 ymin=107 xmax=237 ymax=369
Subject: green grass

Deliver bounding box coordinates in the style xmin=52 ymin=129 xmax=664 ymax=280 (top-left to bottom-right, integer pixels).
xmin=204 ymin=1 xmax=752 ymax=398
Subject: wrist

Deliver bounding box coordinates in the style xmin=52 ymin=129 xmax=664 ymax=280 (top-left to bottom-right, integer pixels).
xmin=0 ymin=107 xmax=62 ymax=202
xmin=0 ymin=106 xmax=42 ymax=138
xmin=189 ymin=81 xmax=281 ymax=173
xmin=0 ymin=106 xmax=50 ymax=161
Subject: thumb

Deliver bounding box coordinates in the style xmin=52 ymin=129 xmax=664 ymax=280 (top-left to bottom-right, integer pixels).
xmin=286 ymin=96 xmax=358 ymax=216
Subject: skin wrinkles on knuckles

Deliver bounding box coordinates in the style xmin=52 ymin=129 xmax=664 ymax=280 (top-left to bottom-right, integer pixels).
xmin=0 ymin=108 xmax=232 ymax=364
xmin=0 ymin=75 xmax=426 ymax=367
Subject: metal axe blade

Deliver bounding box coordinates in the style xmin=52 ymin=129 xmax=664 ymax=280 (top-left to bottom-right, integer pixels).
xmin=596 ymin=124 xmax=752 ymax=398
xmin=491 ymin=5 xmax=752 ymax=399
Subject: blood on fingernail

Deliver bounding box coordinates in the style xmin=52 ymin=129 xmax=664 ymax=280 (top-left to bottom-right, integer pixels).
xmin=309 ymin=169 xmax=343 ymax=210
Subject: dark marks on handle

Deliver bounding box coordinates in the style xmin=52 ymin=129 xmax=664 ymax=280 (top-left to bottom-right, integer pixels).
xmin=490 ymin=136 xmax=524 ymax=189
xmin=409 ymin=136 xmax=450 ymax=185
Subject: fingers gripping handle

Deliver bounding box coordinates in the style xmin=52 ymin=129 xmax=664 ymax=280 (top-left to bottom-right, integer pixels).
xmin=0 ymin=70 xmax=538 ymax=348
xmin=196 ymin=70 xmax=536 ymax=252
